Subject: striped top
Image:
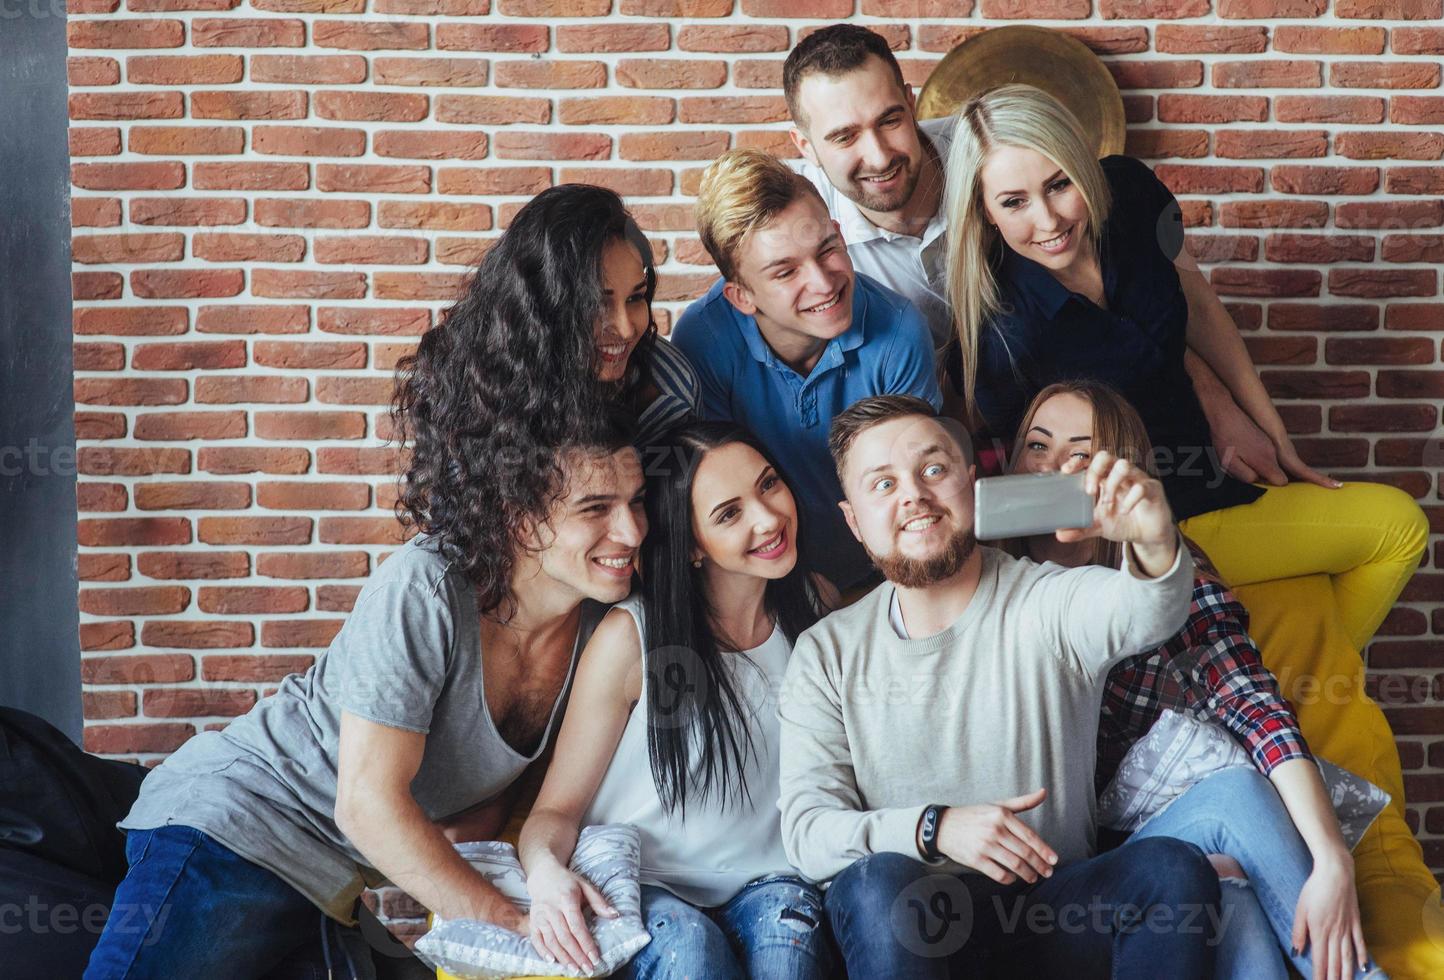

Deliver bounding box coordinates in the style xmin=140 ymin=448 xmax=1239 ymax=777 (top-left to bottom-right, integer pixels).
xmin=634 ymin=336 xmax=701 ymax=445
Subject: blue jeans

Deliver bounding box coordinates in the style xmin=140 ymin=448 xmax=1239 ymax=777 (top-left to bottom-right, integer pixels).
xmin=83 ymin=826 xmax=372 ymax=980
xmin=824 ymin=835 xmax=1220 ymax=979
xmin=619 ymin=875 xmax=833 ymax=980
xmin=1129 ymin=766 xmax=1380 ymax=980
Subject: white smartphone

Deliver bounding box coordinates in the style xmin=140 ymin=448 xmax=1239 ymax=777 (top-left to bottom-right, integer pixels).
xmin=973 ymin=471 xmax=1095 ymax=541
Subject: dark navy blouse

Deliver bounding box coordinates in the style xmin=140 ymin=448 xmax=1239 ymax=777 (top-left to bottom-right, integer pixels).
xmin=970 ymin=154 xmax=1264 ymax=522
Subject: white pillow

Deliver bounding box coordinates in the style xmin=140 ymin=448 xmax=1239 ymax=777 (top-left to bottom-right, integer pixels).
xmin=414 ymin=824 xmax=650 ymax=980
xmin=1098 ymin=708 xmax=1391 ymax=850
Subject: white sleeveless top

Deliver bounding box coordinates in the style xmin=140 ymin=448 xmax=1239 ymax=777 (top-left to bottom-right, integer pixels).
xmin=580 ymin=593 xmax=796 ymax=908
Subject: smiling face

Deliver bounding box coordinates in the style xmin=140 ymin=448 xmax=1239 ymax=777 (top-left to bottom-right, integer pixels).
xmin=690 ymin=441 xmax=799 ymax=582
xmin=1014 ymin=392 xmax=1095 ymax=475
xmin=723 ymin=192 xmax=855 ymax=354
xmin=978 ymin=144 xmax=1092 ymax=275
xmin=593 ymin=237 xmax=652 ymax=384
xmin=791 ymin=55 xmax=925 ymax=218
xmin=838 ymin=414 xmax=977 ymax=588
xmin=531 ymin=446 xmax=648 ymax=605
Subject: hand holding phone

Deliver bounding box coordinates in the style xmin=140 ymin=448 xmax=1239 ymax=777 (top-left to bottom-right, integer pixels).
xmin=973 ymin=471 xmax=1093 ymax=541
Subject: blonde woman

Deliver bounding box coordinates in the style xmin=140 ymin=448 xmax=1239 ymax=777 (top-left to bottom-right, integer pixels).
xmin=941 ymin=83 xmax=1426 ymax=656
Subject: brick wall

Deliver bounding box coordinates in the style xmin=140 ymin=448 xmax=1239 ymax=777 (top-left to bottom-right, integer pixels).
xmin=66 ymin=0 xmax=1443 ymax=896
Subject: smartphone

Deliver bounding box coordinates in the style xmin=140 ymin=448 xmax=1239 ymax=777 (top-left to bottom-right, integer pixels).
xmin=973 ymin=471 xmax=1094 ymax=541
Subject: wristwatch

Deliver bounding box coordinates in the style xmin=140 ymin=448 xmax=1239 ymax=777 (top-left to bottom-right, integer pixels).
xmin=919 ymin=804 xmax=946 ymax=861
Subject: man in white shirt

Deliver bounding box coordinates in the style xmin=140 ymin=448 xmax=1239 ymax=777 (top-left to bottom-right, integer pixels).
xmin=783 ymin=25 xmax=954 ymax=354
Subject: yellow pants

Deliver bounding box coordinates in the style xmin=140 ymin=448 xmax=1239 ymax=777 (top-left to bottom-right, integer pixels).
xmin=1179 ymin=481 xmax=1429 ymax=652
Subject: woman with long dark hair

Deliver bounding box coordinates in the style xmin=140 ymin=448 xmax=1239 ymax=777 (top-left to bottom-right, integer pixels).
xmin=414 ymin=183 xmax=698 ymax=453
xmin=1007 ymin=380 xmax=1379 ymax=980
xmin=517 ymin=422 xmax=835 ymax=979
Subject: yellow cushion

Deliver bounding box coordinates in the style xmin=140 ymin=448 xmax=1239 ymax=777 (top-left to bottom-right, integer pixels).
xmin=1236 ymin=574 xmax=1444 ymax=980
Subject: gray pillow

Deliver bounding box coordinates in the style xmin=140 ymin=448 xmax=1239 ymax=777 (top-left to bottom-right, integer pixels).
xmin=1098 ymin=708 xmax=1390 ymax=850
xmin=414 ymin=824 xmax=650 ymax=980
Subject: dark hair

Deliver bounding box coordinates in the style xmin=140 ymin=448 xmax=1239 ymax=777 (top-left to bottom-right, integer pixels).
xmin=640 ymin=422 xmax=822 ymax=816
xmin=783 ymin=24 xmax=907 ymax=129
xmin=391 ymin=184 xmax=653 ymax=615
xmin=828 ymin=394 xmax=973 ymax=484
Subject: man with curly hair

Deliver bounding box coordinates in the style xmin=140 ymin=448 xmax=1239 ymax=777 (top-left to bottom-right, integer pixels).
xmin=84 ymin=410 xmax=647 ymax=978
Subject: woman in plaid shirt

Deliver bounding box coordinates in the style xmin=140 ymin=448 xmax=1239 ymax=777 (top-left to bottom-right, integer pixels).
xmin=1008 ymin=380 xmax=1379 ymax=980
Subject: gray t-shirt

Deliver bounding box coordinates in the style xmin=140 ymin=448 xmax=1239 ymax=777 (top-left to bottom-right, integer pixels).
xmin=121 ymin=534 xmax=600 ymax=922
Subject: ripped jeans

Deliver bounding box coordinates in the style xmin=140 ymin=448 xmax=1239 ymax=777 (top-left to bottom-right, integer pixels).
xmin=619 ymin=874 xmax=833 ymax=980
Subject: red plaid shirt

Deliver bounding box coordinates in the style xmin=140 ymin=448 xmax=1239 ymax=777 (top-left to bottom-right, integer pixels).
xmin=1095 ymin=574 xmax=1313 ymax=796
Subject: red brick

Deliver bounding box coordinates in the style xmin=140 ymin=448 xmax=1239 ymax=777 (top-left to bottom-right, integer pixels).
xmin=436 ymin=24 xmax=550 ymax=53
xmin=80 ymin=448 xmax=192 ymax=479
xmin=192 ymin=91 xmax=308 ymax=121
xmin=499 ymin=0 xmax=609 ymax=10
xmin=1393 ymin=28 xmax=1444 ymax=54
xmin=1107 ymin=61 xmax=1204 ymax=90
xmin=78 ymin=517 xmax=192 ymax=547
xmin=79 ymin=622 xmax=135 ymax=653
xmin=198 ymin=446 xmax=310 ymax=475
xmin=194 ymin=376 xmax=309 ymax=404
xmin=126 ymin=0 xmax=248 ymax=7
xmin=251 ymin=54 xmax=368 ymax=85
xmin=317 ymin=585 xmax=361 ymax=612
xmin=255 ymin=412 xmax=366 ymax=441
xmin=254 ymin=198 xmax=370 ymax=229
xmin=1336 ymin=200 xmax=1444 ymax=229
xmin=74 ymin=378 xmax=187 ymax=406
xmin=130 ymin=127 xmax=245 ymax=156
xmin=620 ymin=0 xmax=731 ymax=11
xmin=1333 ymin=62 xmax=1441 ymax=89
xmin=1271 ymin=165 xmax=1379 ymax=195
xmin=144 ymin=689 xmax=257 ymax=719
xmin=73 ymin=272 xmax=122 ymax=301
xmin=250 ymin=0 xmax=363 ymax=8
xmin=251 ymin=269 xmax=368 ymax=300
xmin=84 ymin=691 xmax=137 ymax=720
xmin=1385 ymin=304 xmax=1444 ymax=330
xmin=372 ymin=272 xmax=470 ymax=301
xmin=494 ymin=61 xmax=607 ymax=90
xmin=1385 ymin=168 xmax=1444 ymax=195
xmin=72 ymin=162 xmax=185 ymax=191
xmin=1331 ymin=405 xmax=1438 ymax=435
xmin=75 ymin=412 xmax=128 ymax=440
xmin=617 ymin=60 xmax=726 ymax=90
xmin=495 ymin=132 xmax=611 ymax=161
xmin=137 ymin=551 xmax=249 ymax=580
xmin=69 ymin=20 xmax=184 ymax=49
xmin=82 ymin=656 xmax=196 ymax=686
xmin=1267 ymin=303 xmax=1378 ymax=331
xmin=1336 ymin=0 xmax=1441 ymax=16
xmin=433 ymin=239 xmax=489 ymax=266
xmin=193 ymin=232 xmax=306 ymax=263
xmin=1288 ymin=438 xmax=1370 ymax=468
xmin=262 ymin=620 xmax=346 ymax=648
xmin=141 ymin=620 xmax=255 ymax=649
xmin=133 ymin=412 xmax=247 ymax=441
xmin=1213 ymin=130 xmax=1326 ymax=159
xmin=199 ymin=586 xmax=310 ymax=615
xmin=203 ymin=654 xmax=315 ymax=682
xmin=1378 ymin=372 xmax=1444 ymax=401
xmin=1273 ymin=26 xmax=1385 ymax=54
xmin=375 ymin=131 xmax=489 ymax=161
xmin=314 ymin=377 xmax=395 ymax=404
xmin=1211 ymin=267 xmax=1322 ymax=297
xmin=980 ymin=0 xmax=1088 ymax=15
xmin=1218 ymin=0 xmax=1324 ymax=13
xmin=1383 ymin=235 xmax=1444 ymax=263
xmin=252 ymin=126 xmax=366 ymax=158
xmin=1099 ymin=0 xmax=1206 ymax=14
xmin=316 ymin=91 xmax=430 ymax=123
xmin=1336 ymin=132 xmax=1444 ymax=161
xmin=317 ymin=447 xmax=409 ymax=475
xmin=558 ymin=97 xmax=675 ymax=126
xmin=197 ymin=517 xmax=312 ymax=546
xmin=1242 ymin=335 xmax=1316 ymax=365
xmin=132 ymin=340 xmax=246 ymax=371
xmin=1259 ymin=369 xmax=1370 ymax=400
xmin=679 ymin=96 xmax=788 ymax=124
xmin=560 ymin=24 xmax=672 ymax=52
xmin=128 ymin=55 xmax=243 ymax=86
xmin=72 ymin=196 xmax=123 ymax=226
xmin=1275 ymin=96 xmax=1385 ymax=124
xmin=1180 ymin=233 xmax=1256 ymax=263
xmin=1050 ymin=27 xmax=1147 ymax=55
xmin=254 ymin=341 xmax=367 ymax=370
xmin=1157 ymin=95 xmax=1268 ymax=124
xmin=1330 ymin=268 xmax=1437 ymax=298
xmin=257 ymin=482 xmax=370 ymax=510
xmin=257 ymin=551 xmax=369 ymax=579
xmin=1155 ymin=164 xmax=1265 ymax=194
xmin=1393 ymin=97 xmax=1444 ymax=126
xmin=1214 ymin=60 xmax=1322 ymax=89
xmin=77 ymin=483 xmax=127 ymax=511
xmin=72 ymin=233 xmax=185 ymax=265
xmin=193 ymin=18 xmax=306 ymax=48
xmin=197 ymin=305 xmax=310 ymax=335
xmin=315 ymin=236 xmax=428 ymax=266
xmin=313 ymin=21 xmax=430 ymax=51
xmin=373 ymin=57 xmax=489 ymax=87
xmin=1154 ymin=25 xmax=1266 ymax=53
xmin=79 ymin=553 xmax=132 ymax=582
xmin=134 ymin=481 xmax=252 ymax=510
xmin=84 ymin=724 xmax=194 ymax=755
xmin=377 ymin=0 xmax=490 ymax=12
xmin=1326 ymin=337 xmax=1435 ymax=365
xmin=620 ymin=131 xmax=730 ymax=162
xmin=316 ymin=164 xmax=430 ymax=194
xmin=69 ymin=57 xmax=120 ymax=87
xmin=436 ymin=95 xmax=551 ymax=126
xmin=320 ymin=305 xmax=432 ymax=333
xmin=130 ymin=197 xmax=247 ymax=226
xmin=371 ymin=345 xmax=419 ymax=371
xmin=732 ymin=60 xmax=783 ymax=90
xmin=319 ymin=517 xmax=411 ymax=545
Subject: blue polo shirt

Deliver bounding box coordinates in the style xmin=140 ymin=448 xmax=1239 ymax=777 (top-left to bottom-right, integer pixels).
xmin=672 ymin=273 xmax=942 ymax=589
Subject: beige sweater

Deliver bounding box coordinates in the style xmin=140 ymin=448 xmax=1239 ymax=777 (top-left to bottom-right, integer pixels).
xmin=777 ymin=540 xmax=1193 ymax=882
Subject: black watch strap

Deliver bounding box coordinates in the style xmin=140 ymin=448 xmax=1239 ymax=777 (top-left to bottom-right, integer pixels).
xmin=919 ymin=804 xmax=946 ymax=861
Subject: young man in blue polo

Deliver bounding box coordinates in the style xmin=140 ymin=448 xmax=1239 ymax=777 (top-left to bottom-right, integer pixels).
xmin=673 ymin=148 xmax=941 ymax=591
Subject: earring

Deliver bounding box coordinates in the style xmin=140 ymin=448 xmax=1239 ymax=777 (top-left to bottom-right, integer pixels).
xmin=692 ymin=558 xmax=703 ymax=568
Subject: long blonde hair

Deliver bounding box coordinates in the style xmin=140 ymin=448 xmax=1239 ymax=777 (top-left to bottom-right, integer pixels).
xmin=943 ymin=84 xmax=1113 ymax=425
